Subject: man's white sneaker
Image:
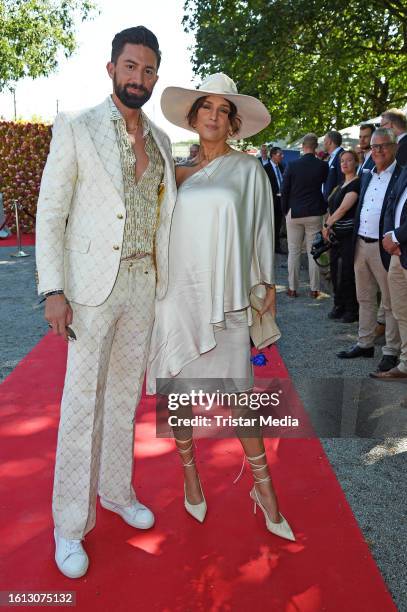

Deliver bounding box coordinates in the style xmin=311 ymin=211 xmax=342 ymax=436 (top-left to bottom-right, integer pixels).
xmin=100 ymin=497 xmax=155 ymax=529
xmin=54 ymin=529 xmax=89 ymax=579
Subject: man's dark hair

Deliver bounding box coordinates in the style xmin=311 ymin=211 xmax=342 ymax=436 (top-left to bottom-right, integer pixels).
xmin=326 ymin=130 xmax=342 ymax=147
xmin=360 ymin=123 xmax=376 ymax=136
xmin=269 ymin=146 xmax=282 ymax=157
xmin=111 ymin=26 xmax=161 ymax=69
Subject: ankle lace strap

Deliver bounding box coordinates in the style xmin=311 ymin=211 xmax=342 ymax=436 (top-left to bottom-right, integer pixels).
xmin=246 ymin=452 xmax=266 ymax=462
xmin=174 ymin=437 xmax=195 ymax=468
xmin=233 ymin=451 xmax=271 ymax=485
xmin=247 ymin=452 xmax=271 ymax=484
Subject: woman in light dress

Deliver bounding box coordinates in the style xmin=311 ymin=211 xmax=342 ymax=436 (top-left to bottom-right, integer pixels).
xmin=147 ymin=73 xmax=295 ymax=541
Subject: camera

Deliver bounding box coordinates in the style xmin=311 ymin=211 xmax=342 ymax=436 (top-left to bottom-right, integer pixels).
xmin=311 ymin=230 xmax=338 ymax=263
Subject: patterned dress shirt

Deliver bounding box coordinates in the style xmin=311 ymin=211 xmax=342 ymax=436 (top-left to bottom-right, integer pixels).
xmin=109 ymin=97 xmax=164 ymax=259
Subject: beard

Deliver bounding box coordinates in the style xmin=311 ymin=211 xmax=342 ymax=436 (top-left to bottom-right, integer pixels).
xmin=113 ymin=74 xmax=152 ymax=109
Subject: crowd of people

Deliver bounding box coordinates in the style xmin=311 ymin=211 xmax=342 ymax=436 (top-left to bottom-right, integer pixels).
xmin=259 ymin=109 xmax=407 ymax=380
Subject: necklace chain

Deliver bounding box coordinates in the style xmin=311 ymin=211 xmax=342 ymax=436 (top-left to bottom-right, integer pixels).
xmin=198 ymin=147 xmax=232 ymax=181
xmin=126 ymin=113 xmax=141 ymax=145
xmin=197 ymin=145 xmax=231 ymax=166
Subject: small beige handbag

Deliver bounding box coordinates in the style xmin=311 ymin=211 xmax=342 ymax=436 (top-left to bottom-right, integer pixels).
xmin=249 ymin=288 xmax=281 ymax=350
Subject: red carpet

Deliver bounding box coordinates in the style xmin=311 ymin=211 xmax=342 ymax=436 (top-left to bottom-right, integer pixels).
xmin=0 ymin=335 xmax=396 ymax=611
xmin=0 ymin=233 xmax=35 ymax=247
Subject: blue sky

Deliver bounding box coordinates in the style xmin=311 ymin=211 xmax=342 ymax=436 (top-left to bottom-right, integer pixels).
xmin=0 ymin=0 xmax=199 ymax=141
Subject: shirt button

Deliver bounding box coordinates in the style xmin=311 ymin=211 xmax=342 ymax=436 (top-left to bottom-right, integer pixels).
xmin=113 ymin=245 xmax=120 ymax=250
xmin=117 ymin=213 xmax=124 ymax=219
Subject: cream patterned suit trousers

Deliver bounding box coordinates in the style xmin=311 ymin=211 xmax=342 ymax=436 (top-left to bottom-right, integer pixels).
xmin=53 ymin=258 xmax=155 ymax=539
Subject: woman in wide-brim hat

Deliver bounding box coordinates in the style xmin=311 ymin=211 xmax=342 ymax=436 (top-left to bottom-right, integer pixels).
xmin=147 ymin=73 xmax=295 ymax=541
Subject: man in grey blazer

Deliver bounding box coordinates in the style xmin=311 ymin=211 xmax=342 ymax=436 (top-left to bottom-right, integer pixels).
xmin=36 ymin=27 xmax=176 ymax=578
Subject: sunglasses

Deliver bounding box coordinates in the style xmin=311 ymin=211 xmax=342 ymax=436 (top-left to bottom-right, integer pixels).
xmin=48 ymin=323 xmax=77 ymax=341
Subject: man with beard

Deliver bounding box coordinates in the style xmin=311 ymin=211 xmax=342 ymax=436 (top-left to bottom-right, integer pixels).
xmin=36 ymin=27 xmax=176 ymax=578
xmin=357 ymin=123 xmax=376 ymax=177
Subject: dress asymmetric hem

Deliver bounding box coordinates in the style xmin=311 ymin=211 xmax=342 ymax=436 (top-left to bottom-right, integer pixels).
xmin=146 ymin=150 xmax=275 ymax=395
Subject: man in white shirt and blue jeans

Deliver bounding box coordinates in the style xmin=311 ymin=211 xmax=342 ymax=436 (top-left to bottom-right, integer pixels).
xmin=337 ymin=128 xmax=401 ymax=374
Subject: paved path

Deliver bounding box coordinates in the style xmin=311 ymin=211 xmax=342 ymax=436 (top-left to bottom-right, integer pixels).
xmin=0 ymin=246 xmax=47 ymax=382
xmin=0 ymin=245 xmax=405 ymax=610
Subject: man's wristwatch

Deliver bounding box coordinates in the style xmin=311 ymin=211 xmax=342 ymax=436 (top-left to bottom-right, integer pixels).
xmin=263 ymin=282 xmax=276 ymax=290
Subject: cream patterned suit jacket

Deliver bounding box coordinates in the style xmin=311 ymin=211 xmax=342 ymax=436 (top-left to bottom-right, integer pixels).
xmin=36 ymin=97 xmax=177 ymax=306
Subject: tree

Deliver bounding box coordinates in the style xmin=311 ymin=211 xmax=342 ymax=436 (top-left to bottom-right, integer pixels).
xmin=0 ymin=0 xmax=97 ymax=91
xmin=183 ymin=0 xmax=407 ymax=143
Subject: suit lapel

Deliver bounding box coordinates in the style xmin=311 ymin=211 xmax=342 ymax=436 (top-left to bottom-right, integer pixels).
xmin=359 ymin=154 xmax=375 ymax=176
xmin=389 ymin=166 xmax=407 ymax=222
xmin=366 ymin=156 xmax=375 ymax=171
xmin=83 ymin=97 xmax=124 ymax=201
xmin=384 ymin=164 xmax=401 ymax=206
xmin=81 ymin=100 xmax=176 ymax=220
xmin=379 ymin=164 xmax=401 ymax=231
xmin=359 ymin=171 xmax=372 ymax=209
xmin=332 ymin=149 xmax=341 ymax=166
xmin=149 ymin=121 xmax=177 ymax=206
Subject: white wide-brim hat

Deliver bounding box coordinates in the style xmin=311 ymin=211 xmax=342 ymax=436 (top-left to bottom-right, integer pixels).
xmin=161 ymin=73 xmax=270 ymax=140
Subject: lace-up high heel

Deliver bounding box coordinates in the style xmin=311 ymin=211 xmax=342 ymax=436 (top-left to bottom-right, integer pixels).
xmin=247 ymin=451 xmax=295 ymax=541
xmin=175 ymin=437 xmax=207 ymax=523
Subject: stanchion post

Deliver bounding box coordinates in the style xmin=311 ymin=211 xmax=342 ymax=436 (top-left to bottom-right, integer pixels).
xmin=10 ymin=200 xmax=30 ymax=258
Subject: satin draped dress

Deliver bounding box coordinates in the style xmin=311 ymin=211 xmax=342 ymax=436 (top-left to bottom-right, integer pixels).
xmin=147 ymin=150 xmax=275 ymax=394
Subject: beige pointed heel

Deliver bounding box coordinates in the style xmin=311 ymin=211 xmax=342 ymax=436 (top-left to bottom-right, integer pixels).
xmin=249 ymin=486 xmax=295 ymax=541
xmin=247 ymin=451 xmax=295 ymax=541
xmin=175 ymin=437 xmax=207 ymax=523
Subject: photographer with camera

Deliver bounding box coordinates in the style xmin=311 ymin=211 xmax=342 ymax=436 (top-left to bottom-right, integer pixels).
xmin=324 ymin=150 xmax=360 ymax=323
